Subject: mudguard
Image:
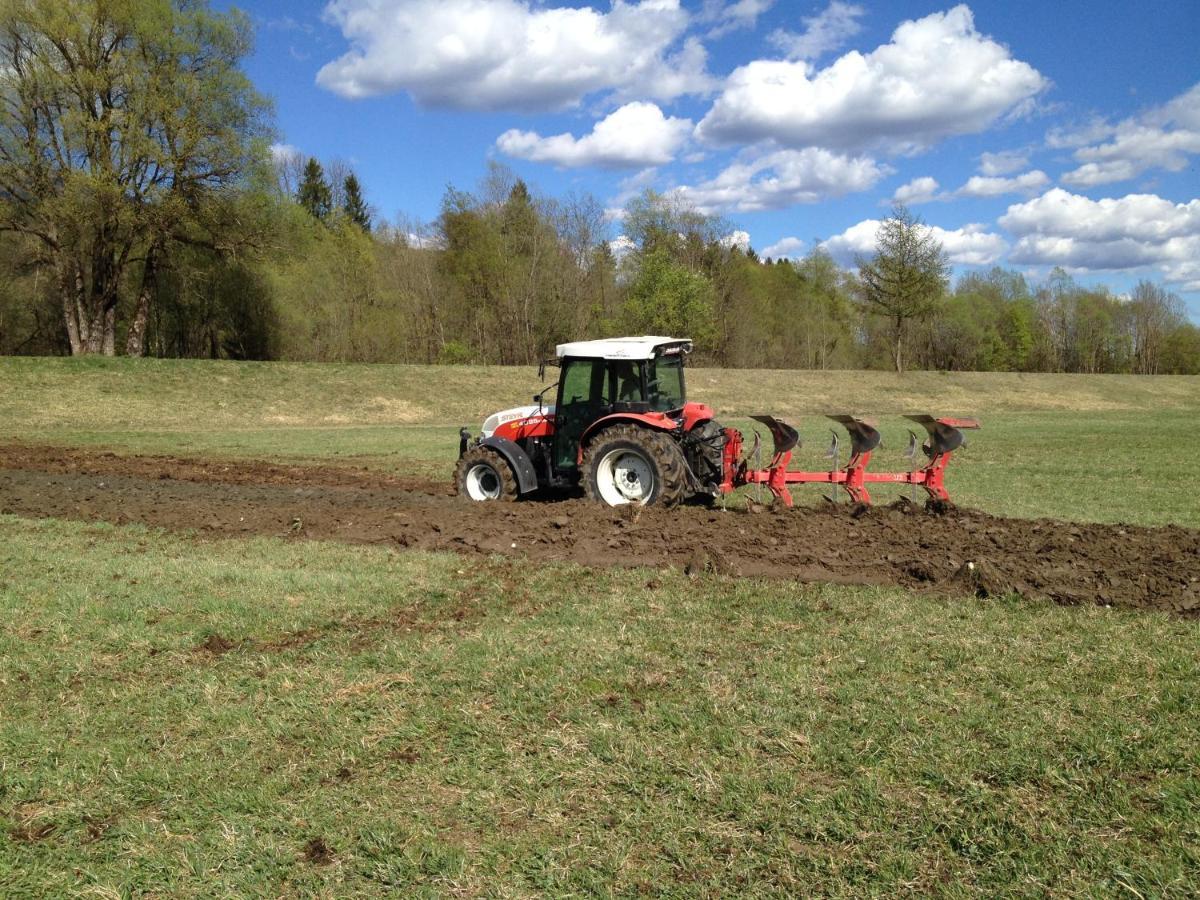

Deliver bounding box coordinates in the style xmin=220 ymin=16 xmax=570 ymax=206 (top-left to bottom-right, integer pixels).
xmin=479 ymin=436 xmax=539 ymax=494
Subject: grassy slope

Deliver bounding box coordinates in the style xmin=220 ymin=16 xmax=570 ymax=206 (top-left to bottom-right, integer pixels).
xmin=2 ymin=356 xmax=1199 ymax=526
xmin=1 ymin=518 xmax=1197 ymax=897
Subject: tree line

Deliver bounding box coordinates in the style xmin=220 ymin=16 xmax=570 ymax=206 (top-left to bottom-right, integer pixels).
xmin=1 ymin=0 xmax=1197 ymax=375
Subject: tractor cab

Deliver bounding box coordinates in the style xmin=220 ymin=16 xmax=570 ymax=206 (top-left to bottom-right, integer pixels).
xmin=549 ymin=337 xmax=692 ymax=471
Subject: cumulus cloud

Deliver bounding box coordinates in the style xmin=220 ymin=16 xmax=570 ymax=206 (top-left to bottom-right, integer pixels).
xmin=978 ymin=149 xmax=1029 ymax=176
xmin=891 ymin=176 xmax=941 ymax=205
xmin=675 ymin=147 xmax=889 ymax=213
xmin=957 ymin=169 xmax=1049 ymax=198
xmin=768 ymin=1 xmax=864 ymax=61
xmin=316 ymin=0 xmax=711 ymax=110
xmin=762 ymin=236 xmax=806 ymax=259
xmin=496 ymin=103 xmax=692 ymax=168
xmin=270 ymin=142 xmax=303 ymax=163
xmin=701 ymin=0 xmax=774 ymax=38
xmin=721 ymin=229 xmax=752 ymax=250
xmin=888 ymin=169 xmax=1046 ymax=205
xmin=696 ymin=5 xmax=1047 ymax=153
xmin=1000 ymin=188 xmax=1200 ymax=288
xmin=821 ymin=219 xmax=1007 ymax=266
xmin=1058 ymin=83 xmax=1200 ymax=187
xmin=608 ymin=234 xmax=637 ymax=260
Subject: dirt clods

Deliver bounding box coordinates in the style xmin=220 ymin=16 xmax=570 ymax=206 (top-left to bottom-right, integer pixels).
xmin=303 ymin=837 xmax=336 ymax=866
xmin=3 ymin=443 xmax=1197 ymax=615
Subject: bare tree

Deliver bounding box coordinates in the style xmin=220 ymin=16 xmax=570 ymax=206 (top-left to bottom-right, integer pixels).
xmin=1127 ymin=280 xmax=1185 ymax=374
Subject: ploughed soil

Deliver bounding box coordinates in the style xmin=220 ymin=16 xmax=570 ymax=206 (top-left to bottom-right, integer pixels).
xmin=2 ymin=444 xmax=1197 ymax=615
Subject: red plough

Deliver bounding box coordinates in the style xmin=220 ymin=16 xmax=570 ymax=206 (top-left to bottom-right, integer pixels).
xmin=720 ymin=415 xmax=980 ymax=507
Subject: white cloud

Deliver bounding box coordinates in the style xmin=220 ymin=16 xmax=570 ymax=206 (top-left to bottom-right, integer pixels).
xmin=496 ymin=102 xmax=692 ymax=168
xmin=762 ymin=236 xmax=806 ymax=259
xmin=317 ymin=0 xmax=711 ymax=111
xmin=821 ymin=218 xmax=1007 ymax=266
xmin=978 ymin=149 xmax=1029 ymax=176
xmin=270 ymin=142 xmax=303 ymax=163
xmin=696 ymin=5 xmax=1047 ymax=153
xmin=1000 ymin=189 xmax=1200 ymax=288
xmin=675 ymin=147 xmax=889 ymax=213
xmin=701 ymin=0 xmax=774 ymax=38
xmin=890 ymin=169 xmax=1048 ymax=204
xmin=891 ymin=176 xmax=941 ymax=205
xmin=721 ymin=229 xmax=752 ymax=251
xmin=608 ymin=234 xmax=637 ymax=260
xmin=1058 ymin=83 xmax=1200 ymax=187
xmin=768 ymin=1 xmax=864 ymax=61
xmin=957 ymin=169 xmax=1049 ymax=198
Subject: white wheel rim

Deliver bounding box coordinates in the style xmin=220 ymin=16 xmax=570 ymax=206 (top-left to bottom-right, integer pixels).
xmin=465 ymin=463 xmax=502 ymax=500
xmin=596 ymin=448 xmax=655 ymax=505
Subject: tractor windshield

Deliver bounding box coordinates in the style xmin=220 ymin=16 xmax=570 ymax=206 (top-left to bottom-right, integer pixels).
xmin=647 ymin=355 xmax=685 ymax=411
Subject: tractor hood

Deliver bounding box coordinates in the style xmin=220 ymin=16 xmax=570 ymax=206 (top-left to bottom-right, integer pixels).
xmin=481 ymin=405 xmax=555 ymax=438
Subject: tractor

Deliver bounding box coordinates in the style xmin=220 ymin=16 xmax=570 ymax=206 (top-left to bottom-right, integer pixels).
xmin=455 ymin=336 xmax=978 ymax=508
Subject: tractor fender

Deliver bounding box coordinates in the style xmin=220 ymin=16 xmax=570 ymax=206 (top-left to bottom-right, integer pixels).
xmin=478 ymin=437 xmax=539 ymax=494
xmin=578 ymin=412 xmax=678 ymax=463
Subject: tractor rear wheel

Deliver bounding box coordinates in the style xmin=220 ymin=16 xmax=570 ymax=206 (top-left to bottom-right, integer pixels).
xmin=455 ymin=447 xmax=519 ymax=502
xmin=582 ymin=424 xmax=687 ymax=507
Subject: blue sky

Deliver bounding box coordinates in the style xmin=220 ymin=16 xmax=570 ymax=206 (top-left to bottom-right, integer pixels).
xmin=225 ymin=1 xmax=1200 ymax=313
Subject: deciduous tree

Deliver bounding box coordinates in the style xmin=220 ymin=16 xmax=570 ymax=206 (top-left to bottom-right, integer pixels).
xmin=856 ymin=205 xmax=949 ymax=374
xmin=0 ymin=0 xmax=270 ymax=355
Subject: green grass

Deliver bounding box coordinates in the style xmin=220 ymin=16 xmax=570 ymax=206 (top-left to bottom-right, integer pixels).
xmin=2 ymin=517 xmax=1197 ymax=897
xmin=2 ymin=357 xmax=1198 ymax=894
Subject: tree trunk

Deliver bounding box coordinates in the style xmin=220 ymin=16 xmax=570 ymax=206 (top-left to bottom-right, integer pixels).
xmin=102 ymin=305 xmax=116 ymax=356
xmin=125 ymin=247 xmax=160 ymax=357
xmin=892 ymin=316 xmax=905 ymax=374
xmin=60 ymin=272 xmax=82 ymax=356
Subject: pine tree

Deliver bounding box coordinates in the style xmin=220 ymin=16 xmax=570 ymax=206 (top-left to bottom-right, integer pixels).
xmin=342 ymin=173 xmax=371 ymax=232
xmin=297 ymin=158 xmax=332 ymax=221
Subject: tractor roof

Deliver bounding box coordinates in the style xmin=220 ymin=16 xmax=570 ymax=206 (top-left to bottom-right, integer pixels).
xmin=554 ymin=336 xmax=692 ymax=361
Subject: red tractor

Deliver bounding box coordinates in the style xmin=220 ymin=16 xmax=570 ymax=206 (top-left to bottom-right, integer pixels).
xmin=455 ymin=336 xmax=978 ymax=508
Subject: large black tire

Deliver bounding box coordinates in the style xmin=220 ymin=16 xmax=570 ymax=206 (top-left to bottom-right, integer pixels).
xmin=582 ymin=424 xmax=687 ymax=508
xmin=455 ymin=447 xmax=518 ymax=502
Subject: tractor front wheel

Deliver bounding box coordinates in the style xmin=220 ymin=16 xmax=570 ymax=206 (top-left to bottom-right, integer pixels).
xmin=455 ymin=447 xmax=518 ymax=502
xmin=582 ymin=425 xmax=686 ymax=507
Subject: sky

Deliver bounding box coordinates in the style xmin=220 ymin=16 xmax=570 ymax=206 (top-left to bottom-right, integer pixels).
xmin=224 ymin=0 xmax=1200 ymax=314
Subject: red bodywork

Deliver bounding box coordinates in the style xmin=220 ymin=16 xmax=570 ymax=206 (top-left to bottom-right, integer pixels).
xmin=576 ymin=402 xmax=714 ymax=463
xmin=722 ymin=417 xmax=979 ymax=507
xmin=493 ymin=413 xmax=555 ymax=442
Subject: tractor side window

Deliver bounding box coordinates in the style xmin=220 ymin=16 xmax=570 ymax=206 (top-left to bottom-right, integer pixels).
xmin=554 ymin=358 xmax=607 ymax=470
xmin=647 ymin=356 xmax=685 ymax=411
xmin=560 ymin=359 xmax=600 ymax=406
xmin=612 ymin=360 xmax=642 ymax=403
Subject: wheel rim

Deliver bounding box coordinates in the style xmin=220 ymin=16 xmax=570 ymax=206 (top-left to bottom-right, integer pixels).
xmin=465 ymin=463 xmax=502 ymax=500
xmin=596 ymin=448 xmax=655 ymax=505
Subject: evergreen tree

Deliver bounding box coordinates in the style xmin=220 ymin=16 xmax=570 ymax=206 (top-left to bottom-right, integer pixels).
xmin=297 ymin=158 xmax=332 ymax=221
xmin=343 ymin=174 xmax=371 ymax=232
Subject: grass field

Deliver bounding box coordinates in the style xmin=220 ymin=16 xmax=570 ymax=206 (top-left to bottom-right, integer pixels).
xmin=3 ymin=356 xmax=1199 ymax=526
xmin=2 ymin=357 xmax=1199 ymax=895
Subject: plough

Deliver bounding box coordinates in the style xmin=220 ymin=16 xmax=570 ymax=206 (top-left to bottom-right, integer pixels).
xmin=721 ymin=414 xmax=980 ymax=507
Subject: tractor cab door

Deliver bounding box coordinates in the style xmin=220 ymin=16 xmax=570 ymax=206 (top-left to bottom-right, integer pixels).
xmin=553 ymin=357 xmax=611 ymax=472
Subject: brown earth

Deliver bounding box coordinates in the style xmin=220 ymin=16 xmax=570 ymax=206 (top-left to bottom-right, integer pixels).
xmin=2 ymin=444 xmax=1197 ymax=615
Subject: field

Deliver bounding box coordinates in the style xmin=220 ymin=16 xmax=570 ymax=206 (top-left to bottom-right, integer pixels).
xmin=1 ymin=357 xmax=1199 ymax=896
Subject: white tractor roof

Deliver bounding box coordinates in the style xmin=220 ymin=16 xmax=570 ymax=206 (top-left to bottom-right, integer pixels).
xmin=554 ymin=336 xmax=692 ymax=361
